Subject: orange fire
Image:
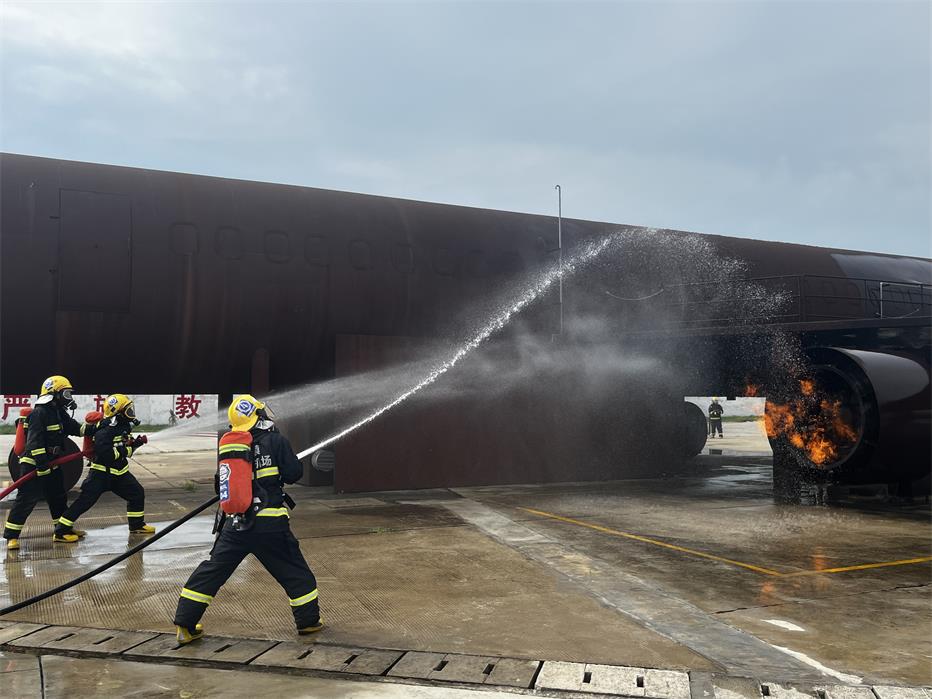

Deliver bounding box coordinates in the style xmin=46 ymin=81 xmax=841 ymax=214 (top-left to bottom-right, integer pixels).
xmin=744 ymin=383 xmax=761 ymax=397
xmin=765 ymin=380 xmax=858 ymax=466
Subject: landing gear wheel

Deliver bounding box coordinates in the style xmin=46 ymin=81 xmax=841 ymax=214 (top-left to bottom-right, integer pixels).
xmin=682 ymin=402 xmax=708 ymax=457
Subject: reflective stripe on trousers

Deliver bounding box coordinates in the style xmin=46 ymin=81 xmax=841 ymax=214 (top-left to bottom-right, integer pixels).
xmin=289 ymin=588 xmax=318 ymax=607
xmin=179 ymin=587 xmax=214 ymax=605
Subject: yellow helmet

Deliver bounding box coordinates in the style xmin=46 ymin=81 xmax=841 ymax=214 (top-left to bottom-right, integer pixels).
xmin=40 ymin=375 xmax=72 ymax=396
xmin=38 ymin=375 xmax=75 ymax=407
xmin=103 ymin=393 xmax=136 ymax=420
xmin=228 ymin=394 xmax=267 ymax=432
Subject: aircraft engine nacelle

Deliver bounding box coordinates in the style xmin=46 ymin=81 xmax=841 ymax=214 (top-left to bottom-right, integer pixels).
xmin=768 ymin=347 xmax=930 ymax=490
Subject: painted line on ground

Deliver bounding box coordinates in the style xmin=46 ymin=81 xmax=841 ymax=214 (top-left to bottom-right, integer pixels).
xmin=779 ymin=556 xmax=932 ymax=577
xmin=519 ymin=507 xmax=783 ymax=576
xmin=520 ymin=508 xmax=932 ymax=579
xmin=442 ymin=500 xmax=825 ymax=678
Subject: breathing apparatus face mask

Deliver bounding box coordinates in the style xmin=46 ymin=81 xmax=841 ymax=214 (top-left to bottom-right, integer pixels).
xmin=255 ymin=404 xmax=276 ymax=431
xmin=59 ymin=388 xmax=77 ymax=412
xmin=123 ymin=403 xmax=140 ymax=427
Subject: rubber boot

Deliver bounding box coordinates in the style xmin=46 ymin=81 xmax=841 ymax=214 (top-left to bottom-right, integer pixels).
xmin=6 ymin=539 xmax=20 ymax=551
xmin=53 ymin=532 xmax=80 ymax=543
xmin=298 ymin=621 xmax=324 ymax=635
xmin=175 ymin=623 xmax=204 ymax=645
xmin=130 ymin=524 xmax=156 ymax=534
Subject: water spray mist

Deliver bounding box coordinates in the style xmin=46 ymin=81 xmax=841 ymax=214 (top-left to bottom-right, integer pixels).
xmin=295 ymin=233 xmax=621 ymax=458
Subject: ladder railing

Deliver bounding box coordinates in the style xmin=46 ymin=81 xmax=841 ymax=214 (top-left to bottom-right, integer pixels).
xmin=614 ymin=274 xmax=932 ymax=328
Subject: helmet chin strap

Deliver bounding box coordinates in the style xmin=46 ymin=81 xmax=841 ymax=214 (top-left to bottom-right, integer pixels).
xmin=255 ymin=419 xmax=276 ymax=431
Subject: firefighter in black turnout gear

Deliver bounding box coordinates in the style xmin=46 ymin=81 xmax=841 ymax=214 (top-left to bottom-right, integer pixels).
xmin=54 ymin=393 xmax=155 ymax=542
xmin=172 ymin=395 xmax=322 ymax=644
xmin=3 ymin=376 xmax=94 ymax=551
xmin=708 ymin=397 xmax=724 ymax=438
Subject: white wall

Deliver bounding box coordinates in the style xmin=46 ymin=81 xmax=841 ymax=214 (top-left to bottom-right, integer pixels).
xmin=0 ymin=394 xmax=218 ymax=426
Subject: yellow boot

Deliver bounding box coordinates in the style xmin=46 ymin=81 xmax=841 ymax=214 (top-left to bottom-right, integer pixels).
xmin=54 ymin=518 xmax=85 ymax=538
xmin=298 ymin=621 xmax=324 ymax=635
xmin=53 ymin=532 xmax=80 ymax=543
xmin=175 ymin=623 xmax=204 ymax=645
xmin=129 ymin=524 xmax=156 ymax=534
xmin=6 ymin=539 xmax=20 ymax=551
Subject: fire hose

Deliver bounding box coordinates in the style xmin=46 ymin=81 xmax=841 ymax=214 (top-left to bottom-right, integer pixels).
xmin=0 ymin=495 xmax=220 ymax=616
xmin=1 ymin=425 xmax=217 ymax=617
xmin=0 ymin=449 xmax=92 ymax=501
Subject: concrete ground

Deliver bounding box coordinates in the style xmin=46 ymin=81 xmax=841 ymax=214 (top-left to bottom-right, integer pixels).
xmin=1 ymin=430 xmax=930 ymax=696
xmin=1 ymin=651 xmax=532 ymax=698
xmin=700 ymin=420 xmax=772 ymax=456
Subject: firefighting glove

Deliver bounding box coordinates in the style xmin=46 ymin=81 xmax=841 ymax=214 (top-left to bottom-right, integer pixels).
xmin=129 ymin=435 xmax=148 ymax=449
xmin=82 ymin=412 xmax=103 ymax=438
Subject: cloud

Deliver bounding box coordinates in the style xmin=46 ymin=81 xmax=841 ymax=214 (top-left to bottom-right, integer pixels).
xmin=0 ymin=1 xmax=928 ymax=257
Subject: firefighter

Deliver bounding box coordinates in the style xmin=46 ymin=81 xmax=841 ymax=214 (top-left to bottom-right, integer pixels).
xmin=708 ymin=397 xmax=724 ymax=438
xmin=3 ymin=376 xmax=94 ymax=550
xmin=53 ymin=393 xmax=155 ymax=542
xmin=172 ymin=395 xmax=322 ymax=644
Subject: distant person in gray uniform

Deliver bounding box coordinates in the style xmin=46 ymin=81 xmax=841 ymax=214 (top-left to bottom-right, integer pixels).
xmin=708 ymin=398 xmax=724 ymax=438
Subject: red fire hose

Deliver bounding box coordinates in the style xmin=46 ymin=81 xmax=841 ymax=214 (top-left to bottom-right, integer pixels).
xmin=2 ymin=409 xmax=105 ymax=501
xmin=0 ymin=449 xmax=92 ymax=501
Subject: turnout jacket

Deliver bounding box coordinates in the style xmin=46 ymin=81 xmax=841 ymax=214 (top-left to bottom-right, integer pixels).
xmin=251 ymin=428 xmax=303 ymax=509
xmin=90 ymin=419 xmax=139 ymax=476
xmin=708 ymin=403 xmax=724 ymax=420
xmin=215 ymin=427 xmax=303 ymax=525
xmin=21 ymin=402 xmax=87 ymax=476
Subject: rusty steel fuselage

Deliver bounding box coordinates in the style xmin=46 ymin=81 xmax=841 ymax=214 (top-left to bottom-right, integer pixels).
xmin=2 ymin=153 xmax=929 ymax=492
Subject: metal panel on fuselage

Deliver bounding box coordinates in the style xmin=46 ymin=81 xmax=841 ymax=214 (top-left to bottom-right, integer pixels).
xmin=0 ymin=154 xmax=556 ymax=394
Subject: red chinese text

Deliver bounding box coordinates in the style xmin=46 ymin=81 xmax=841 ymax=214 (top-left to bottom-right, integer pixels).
xmin=2 ymin=394 xmax=30 ymax=421
xmin=174 ymin=394 xmax=202 ymax=419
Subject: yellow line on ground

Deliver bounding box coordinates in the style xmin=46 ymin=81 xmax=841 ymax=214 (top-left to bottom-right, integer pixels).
xmin=779 ymin=556 xmax=932 ymax=577
xmin=519 ymin=507 xmax=783 ymax=576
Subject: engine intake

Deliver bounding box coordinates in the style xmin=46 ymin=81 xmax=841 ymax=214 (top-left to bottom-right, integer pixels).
xmin=767 ymin=347 xmax=930 ymax=486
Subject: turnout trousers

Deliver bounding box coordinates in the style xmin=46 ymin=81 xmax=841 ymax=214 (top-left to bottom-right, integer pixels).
xmin=709 ymin=419 xmax=723 ymax=436
xmin=55 ymin=470 xmax=146 ymax=533
xmin=173 ymin=520 xmax=320 ymax=630
xmin=3 ymin=469 xmax=68 ymax=540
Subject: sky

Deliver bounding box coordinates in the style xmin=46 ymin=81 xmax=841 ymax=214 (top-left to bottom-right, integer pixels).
xmin=1 ymin=1 xmax=929 ymax=257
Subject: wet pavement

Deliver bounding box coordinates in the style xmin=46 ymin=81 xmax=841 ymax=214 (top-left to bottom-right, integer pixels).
xmin=1 ymin=433 xmax=930 ymax=695
xmin=2 ymin=650 xmax=531 ymax=698
xmin=695 ymin=420 xmax=773 ymax=457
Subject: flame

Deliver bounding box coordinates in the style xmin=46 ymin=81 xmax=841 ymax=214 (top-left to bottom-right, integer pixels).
xmin=765 ymin=379 xmax=858 ymax=466
xmin=744 ymin=383 xmax=761 ymax=397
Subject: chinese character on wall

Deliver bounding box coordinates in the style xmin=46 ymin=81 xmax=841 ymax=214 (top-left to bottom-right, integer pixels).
xmin=2 ymin=395 xmax=30 ymax=420
xmin=174 ymin=394 xmax=202 ymax=419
